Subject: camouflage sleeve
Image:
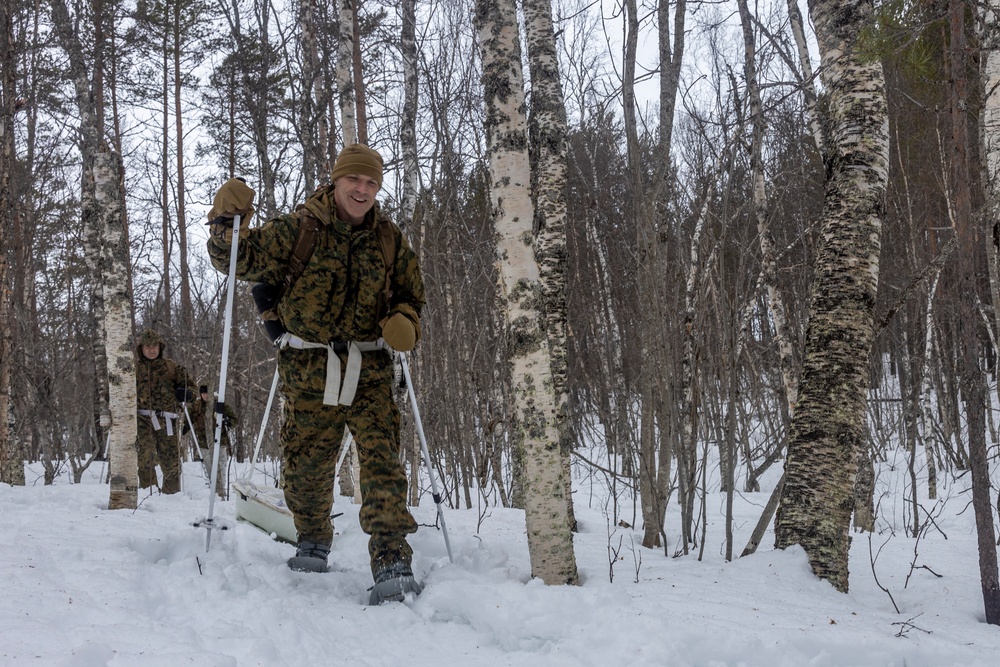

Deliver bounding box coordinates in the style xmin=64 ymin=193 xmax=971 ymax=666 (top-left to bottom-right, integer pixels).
xmin=389 ymin=225 xmax=425 ymax=341
xmin=206 ymin=212 xmax=300 ymax=285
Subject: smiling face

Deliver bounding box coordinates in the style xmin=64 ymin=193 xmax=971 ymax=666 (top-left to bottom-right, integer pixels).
xmin=333 ymin=173 xmax=380 ymax=226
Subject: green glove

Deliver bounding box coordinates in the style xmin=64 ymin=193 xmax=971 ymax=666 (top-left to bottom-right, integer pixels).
xmin=208 ymin=178 xmax=256 ymax=242
xmin=380 ymin=312 xmax=417 ymax=352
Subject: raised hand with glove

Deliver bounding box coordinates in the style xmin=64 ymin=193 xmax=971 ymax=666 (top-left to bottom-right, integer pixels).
xmin=380 ymin=312 xmax=419 ymax=352
xmin=175 ymin=386 xmax=195 ymax=403
xmin=208 ymin=177 xmax=256 ymax=243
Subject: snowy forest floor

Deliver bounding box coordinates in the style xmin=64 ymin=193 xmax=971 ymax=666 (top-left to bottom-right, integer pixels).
xmin=2 ymin=453 xmax=999 ymax=666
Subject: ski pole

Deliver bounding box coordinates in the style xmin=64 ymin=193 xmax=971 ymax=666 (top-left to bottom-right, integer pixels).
xmin=181 ymin=402 xmax=201 ymax=455
xmin=179 ymin=402 xmax=203 ymax=492
xmin=201 ymin=212 xmax=242 ymax=551
xmin=397 ymin=351 xmax=454 ymax=563
xmin=247 ymin=361 xmax=280 ymax=483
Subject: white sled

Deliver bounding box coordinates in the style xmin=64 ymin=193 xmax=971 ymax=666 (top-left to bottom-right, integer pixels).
xmin=232 ymin=422 xmax=352 ymax=546
xmin=231 ymin=478 xmax=298 ymax=544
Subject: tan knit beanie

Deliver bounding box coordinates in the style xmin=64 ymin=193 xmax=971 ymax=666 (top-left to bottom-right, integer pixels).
xmin=331 ymin=144 xmax=384 ymax=189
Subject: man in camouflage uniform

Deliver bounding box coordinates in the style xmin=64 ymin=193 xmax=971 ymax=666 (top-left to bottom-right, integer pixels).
xmin=135 ymin=329 xmax=197 ymax=494
xmin=206 ymin=144 xmax=425 ymax=603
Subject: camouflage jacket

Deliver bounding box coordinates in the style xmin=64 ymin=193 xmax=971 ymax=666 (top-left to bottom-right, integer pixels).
xmin=192 ymin=397 xmax=237 ymax=449
xmin=207 ymin=188 xmax=425 ymax=398
xmin=135 ymin=346 xmax=196 ymax=413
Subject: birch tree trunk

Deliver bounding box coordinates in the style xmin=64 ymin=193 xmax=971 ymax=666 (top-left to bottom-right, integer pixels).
xmin=96 ymin=147 xmax=139 ymax=509
xmin=351 ymin=1 xmax=368 ymax=144
xmin=50 ymin=0 xmax=111 ymax=462
xmin=398 ymin=0 xmax=422 ymax=489
xmin=971 ymin=0 xmax=1000 ymax=624
xmin=738 ymin=0 xmax=797 ymax=417
xmin=735 ymin=0 xmax=801 ymax=559
xmin=313 ymin=2 xmax=333 ymax=179
xmin=108 ymin=7 xmax=125 ymax=160
xmin=300 ymin=0 xmax=320 ymax=191
xmin=774 ymin=0 xmax=889 ymax=593
xmin=336 ymin=0 xmax=357 ymax=145
xmin=475 ymin=0 xmax=578 ymax=585
xmin=737 ymin=0 xmax=796 ymax=544
xmin=742 ymin=0 xmax=830 ymax=558
xmin=321 ymin=49 xmax=337 ymax=177
xmin=522 ymin=0 xmax=576 ymax=532
xmin=400 ymin=0 xmax=419 ymax=225
xmin=917 ymin=274 xmax=941 ymax=500
xmin=786 ymin=0 xmax=825 ymax=153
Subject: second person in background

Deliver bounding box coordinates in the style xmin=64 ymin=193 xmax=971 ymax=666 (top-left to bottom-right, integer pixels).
xmin=135 ymin=328 xmax=197 ymax=494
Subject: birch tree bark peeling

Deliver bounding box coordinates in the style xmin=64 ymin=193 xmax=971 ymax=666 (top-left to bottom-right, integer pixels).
xmin=476 ymin=0 xmax=578 ymax=586
xmin=774 ymin=0 xmax=889 ymax=593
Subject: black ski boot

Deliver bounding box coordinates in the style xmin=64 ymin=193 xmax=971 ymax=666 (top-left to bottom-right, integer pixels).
xmin=368 ymin=562 xmax=423 ymax=605
xmin=287 ymin=540 xmax=330 ymax=573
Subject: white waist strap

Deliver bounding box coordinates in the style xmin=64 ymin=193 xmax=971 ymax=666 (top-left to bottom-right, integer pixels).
xmin=277 ymin=334 xmax=384 ymax=406
xmin=138 ymin=409 xmax=180 ymax=436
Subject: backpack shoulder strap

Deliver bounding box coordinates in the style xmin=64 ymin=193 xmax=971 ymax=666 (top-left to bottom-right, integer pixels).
xmin=255 ymin=209 xmax=321 ymax=333
xmin=375 ymin=219 xmax=397 ymax=319
xmin=283 ymin=212 xmax=322 ymax=293
xmin=281 ymin=183 xmax=334 ymax=295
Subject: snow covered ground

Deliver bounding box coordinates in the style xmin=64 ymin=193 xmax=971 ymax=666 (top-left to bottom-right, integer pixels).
xmin=2 ymin=453 xmax=999 ymax=667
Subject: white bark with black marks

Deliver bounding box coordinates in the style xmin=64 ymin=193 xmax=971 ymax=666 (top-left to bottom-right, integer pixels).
xmin=49 ymin=0 xmax=111 ymax=477
xmin=475 ymin=0 xmax=578 ymax=585
xmin=337 ymin=0 xmax=357 ymax=145
xmin=299 ymin=0 xmax=321 ymax=191
xmin=774 ymin=0 xmax=889 ymax=593
xmin=400 ymin=0 xmax=419 ymax=227
xmin=522 ymin=0 xmax=575 ymax=531
xmin=96 ymin=149 xmax=139 ymax=510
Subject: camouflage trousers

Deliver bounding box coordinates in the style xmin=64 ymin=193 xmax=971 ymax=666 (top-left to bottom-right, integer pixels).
xmin=137 ymin=415 xmax=182 ymax=494
xmin=281 ymin=379 xmax=417 ymax=575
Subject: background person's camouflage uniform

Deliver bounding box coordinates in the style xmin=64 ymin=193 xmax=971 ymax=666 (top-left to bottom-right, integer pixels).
xmin=135 ymin=329 xmax=197 ymax=494
xmin=207 ymin=179 xmax=425 ymax=578
xmin=191 ymin=384 xmax=237 ymax=497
